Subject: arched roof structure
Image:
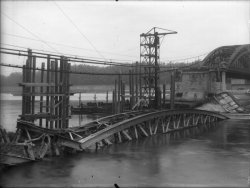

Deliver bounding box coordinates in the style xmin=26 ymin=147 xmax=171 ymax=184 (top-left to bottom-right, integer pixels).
xmin=202 ymin=44 xmax=250 ymax=74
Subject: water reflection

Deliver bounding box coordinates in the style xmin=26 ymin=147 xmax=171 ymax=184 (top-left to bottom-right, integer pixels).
xmin=1 ymin=120 xmax=250 ymax=187
xmin=72 ymin=114 xmax=101 ymax=127
xmin=0 ymin=100 xmax=102 ymax=132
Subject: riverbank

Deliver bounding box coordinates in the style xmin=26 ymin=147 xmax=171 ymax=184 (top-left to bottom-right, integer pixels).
xmin=0 ymin=85 xmax=115 ymax=94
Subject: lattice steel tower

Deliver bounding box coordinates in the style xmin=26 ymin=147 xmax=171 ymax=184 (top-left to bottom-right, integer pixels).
xmin=140 ymin=27 xmax=177 ymax=108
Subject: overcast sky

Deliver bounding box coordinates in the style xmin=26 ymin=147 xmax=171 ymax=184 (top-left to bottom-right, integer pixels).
xmin=1 ymin=0 xmax=249 ymax=76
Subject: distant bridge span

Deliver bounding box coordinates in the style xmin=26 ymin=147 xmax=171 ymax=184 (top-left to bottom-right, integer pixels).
xmin=202 ymin=44 xmax=250 ymax=77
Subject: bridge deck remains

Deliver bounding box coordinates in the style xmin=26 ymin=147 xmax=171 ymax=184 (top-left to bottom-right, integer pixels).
xmin=1 ymin=109 xmax=227 ymax=165
xmin=36 ymin=109 xmax=227 ymax=151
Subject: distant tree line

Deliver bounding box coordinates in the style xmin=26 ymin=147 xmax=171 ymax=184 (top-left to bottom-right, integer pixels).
xmin=0 ymin=61 xmax=198 ymax=87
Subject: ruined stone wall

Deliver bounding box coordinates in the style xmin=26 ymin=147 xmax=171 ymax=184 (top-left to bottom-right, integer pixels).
xmin=175 ymin=70 xmax=250 ymax=97
xmin=176 ymin=72 xmax=210 ymax=94
xmin=175 ymin=71 xmax=226 ymax=100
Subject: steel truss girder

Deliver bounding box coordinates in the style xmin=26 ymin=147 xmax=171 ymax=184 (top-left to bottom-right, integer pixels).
xmin=77 ymin=109 xmax=228 ymax=150
xmin=17 ymin=110 xmax=225 ymax=152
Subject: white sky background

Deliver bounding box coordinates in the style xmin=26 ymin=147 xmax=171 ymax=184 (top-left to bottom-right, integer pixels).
xmin=1 ymin=0 xmax=249 ymax=76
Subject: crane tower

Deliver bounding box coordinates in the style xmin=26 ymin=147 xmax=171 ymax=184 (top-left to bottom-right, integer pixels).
xmin=140 ymin=27 xmax=177 ymax=108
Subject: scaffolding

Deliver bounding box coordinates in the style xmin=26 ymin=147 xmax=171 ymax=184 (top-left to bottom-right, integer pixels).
xmin=19 ymin=49 xmax=71 ymax=129
xmin=140 ymin=27 xmax=177 ymax=108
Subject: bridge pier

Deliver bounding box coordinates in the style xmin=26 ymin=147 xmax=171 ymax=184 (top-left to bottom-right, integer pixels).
xmin=221 ymin=71 xmax=226 ymax=91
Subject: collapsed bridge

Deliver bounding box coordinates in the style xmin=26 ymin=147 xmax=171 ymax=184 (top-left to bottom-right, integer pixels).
xmin=0 ymin=109 xmax=227 ymax=165
xmin=2 ymin=43 xmax=246 ymax=165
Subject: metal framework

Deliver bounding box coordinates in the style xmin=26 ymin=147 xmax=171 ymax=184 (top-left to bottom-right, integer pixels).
xmin=75 ymin=109 xmax=227 ymax=150
xmin=140 ymin=27 xmax=177 ymax=108
xmin=1 ymin=109 xmax=227 ymax=165
xmin=203 ymin=44 xmax=250 ymax=74
xmin=24 ymin=109 xmax=226 ymax=151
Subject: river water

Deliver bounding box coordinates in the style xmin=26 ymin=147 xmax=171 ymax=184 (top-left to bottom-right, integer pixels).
xmin=0 ymin=93 xmax=107 ymax=132
xmin=0 ymin=94 xmax=250 ymax=187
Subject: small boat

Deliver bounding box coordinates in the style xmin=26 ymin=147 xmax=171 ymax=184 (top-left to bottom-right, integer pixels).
xmin=71 ymin=93 xmax=112 ymax=115
xmin=71 ymin=103 xmax=106 ymax=114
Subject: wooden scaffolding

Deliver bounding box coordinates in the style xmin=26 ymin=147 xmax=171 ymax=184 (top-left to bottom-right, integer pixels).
xmin=19 ymin=49 xmax=71 ymax=129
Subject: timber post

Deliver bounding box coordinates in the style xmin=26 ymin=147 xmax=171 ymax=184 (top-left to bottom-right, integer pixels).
xmin=19 ymin=49 xmax=71 ymax=129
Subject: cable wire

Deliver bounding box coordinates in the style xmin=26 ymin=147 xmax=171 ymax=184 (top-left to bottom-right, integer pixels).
xmin=0 ymin=47 xmax=159 ymax=68
xmin=53 ymin=1 xmax=107 ymax=61
xmin=0 ymin=46 xmax=207 ymax=69
xmin=0 ymin=48 xmax=140 ymax=68
xmin=1 ymin=12 xmax=61 ymax=54
xmin=2 ymin=32 xmax=138 ymax=59
xmin=0 ymin=62 xmax=176 ymax=76
xmin=0 ymin=42 xmax=136 ymax=63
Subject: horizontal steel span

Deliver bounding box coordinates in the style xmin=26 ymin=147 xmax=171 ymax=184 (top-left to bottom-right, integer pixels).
xmin=59 ymin=109 xmax=228 ymax=151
